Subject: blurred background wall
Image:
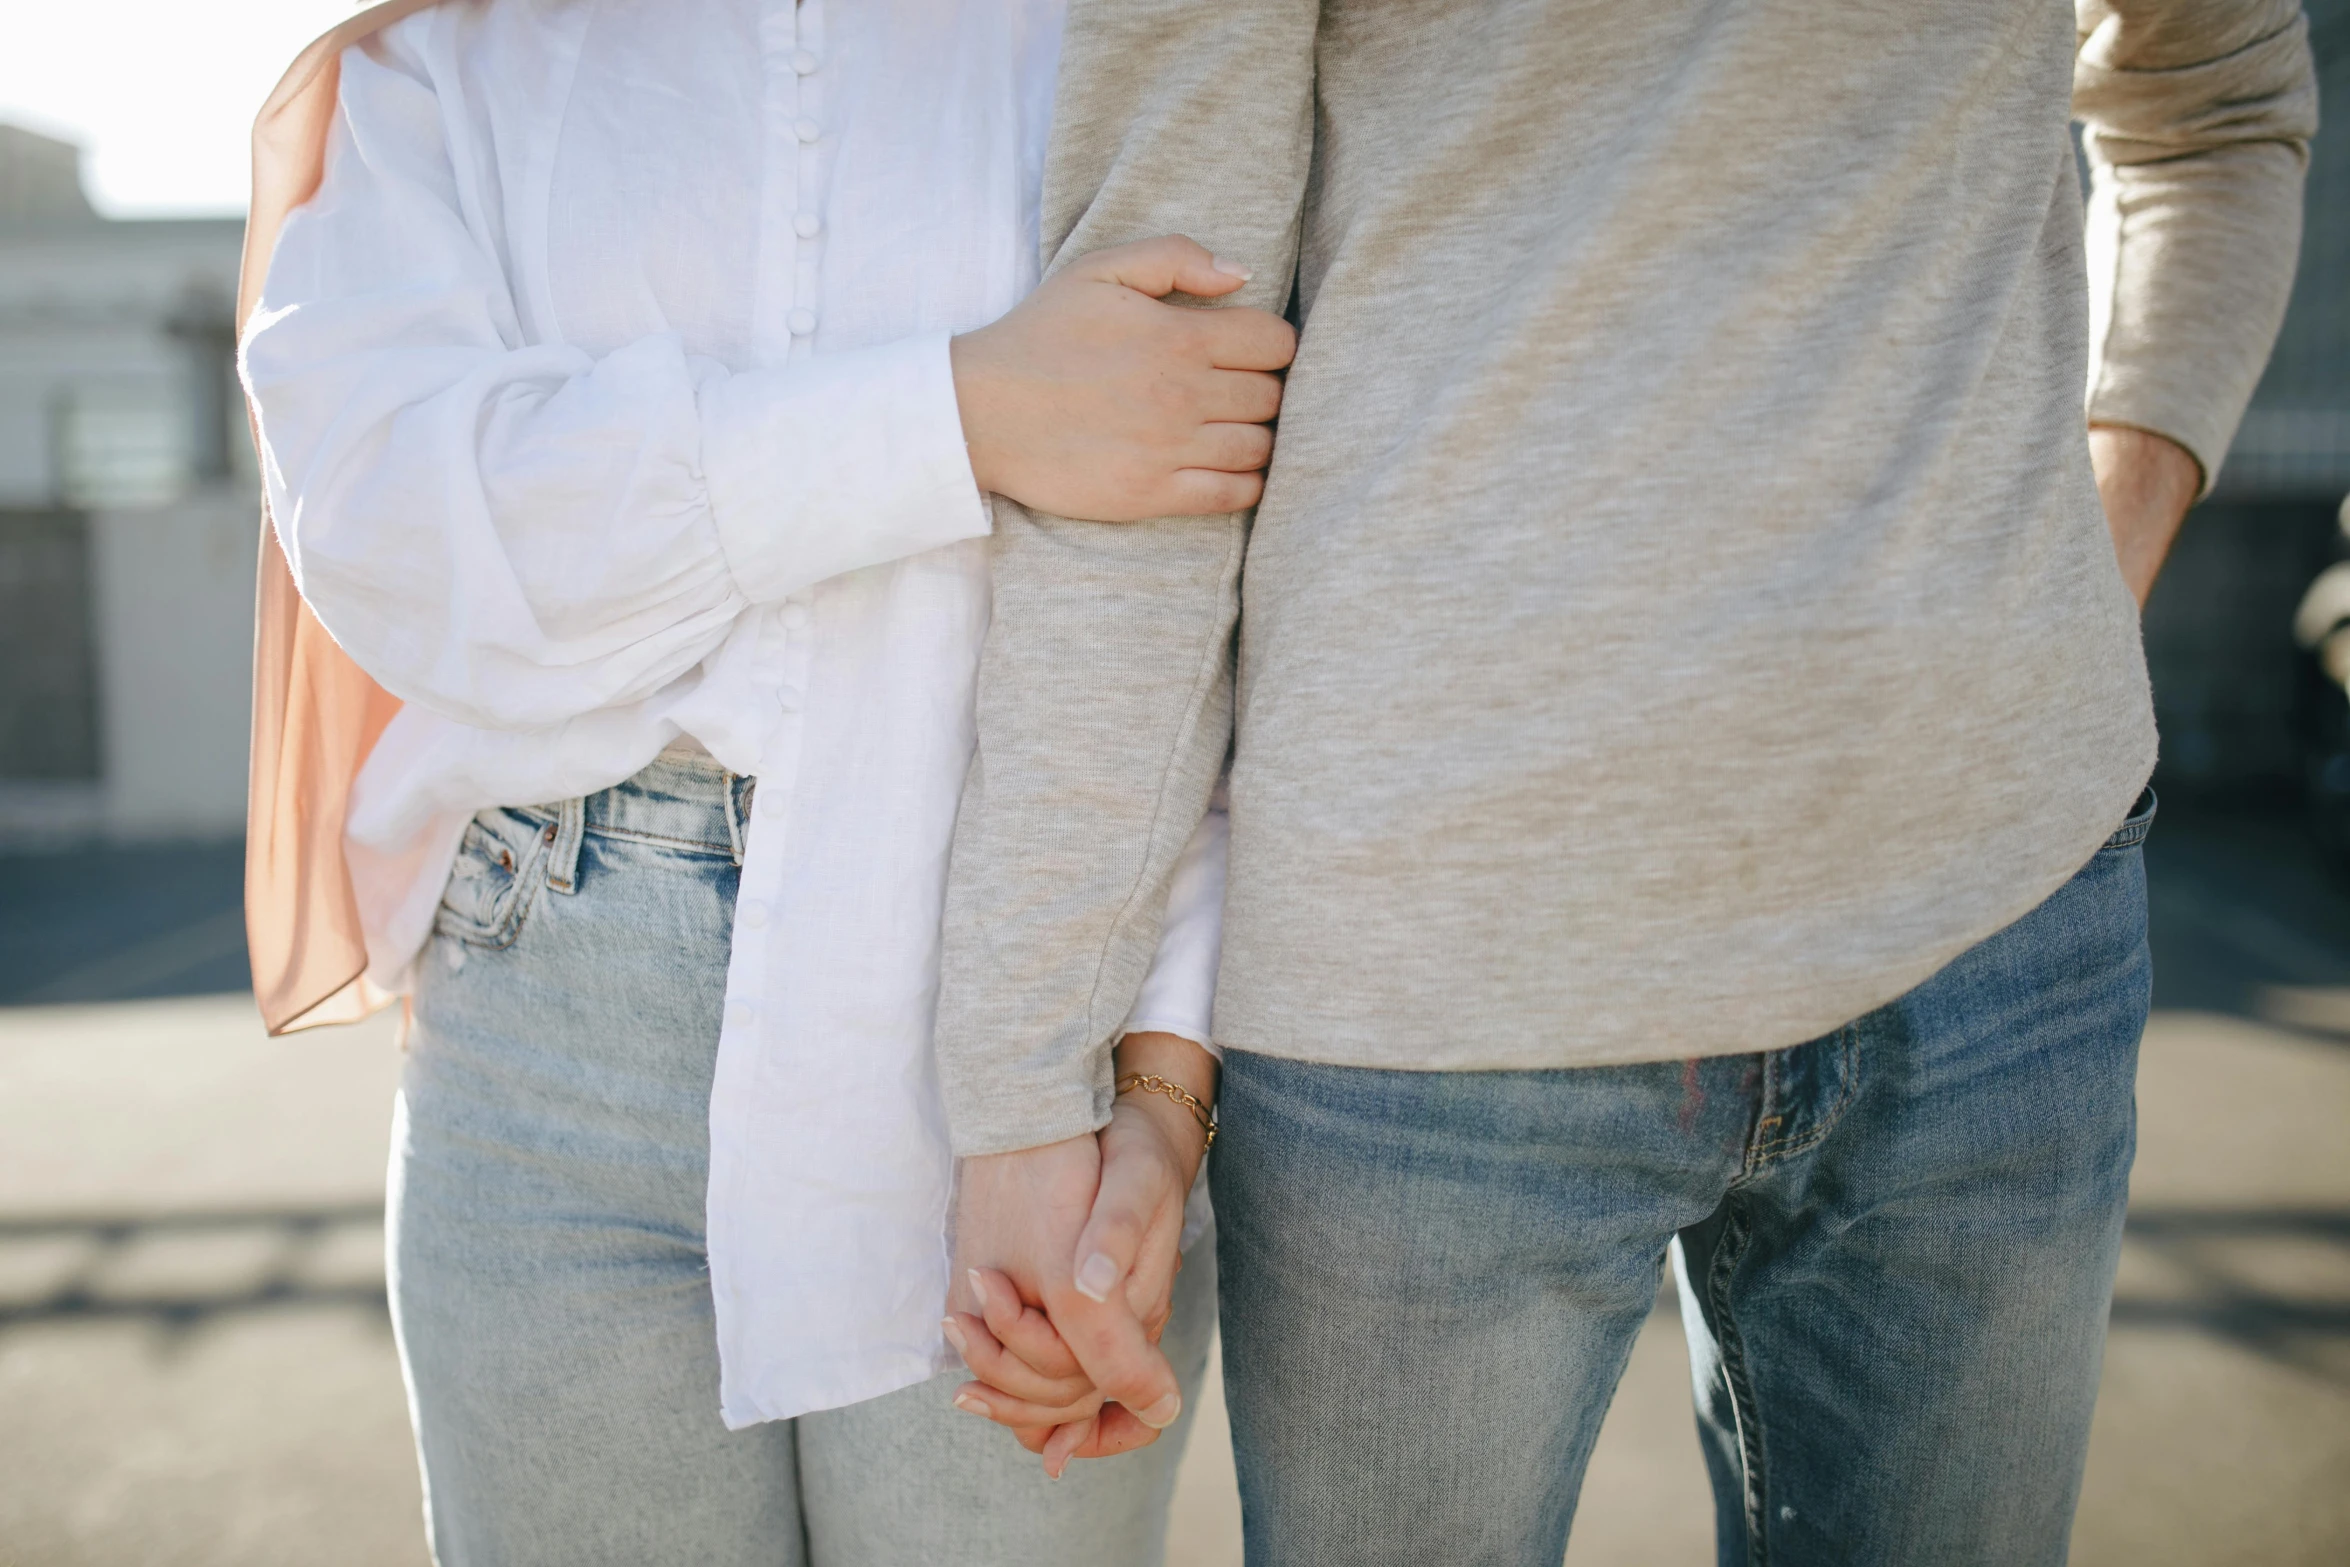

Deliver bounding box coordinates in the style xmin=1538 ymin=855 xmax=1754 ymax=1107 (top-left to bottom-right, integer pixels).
xmin=2140 ymin=0 xmax=2349 ymax=797
xmin=0 ymin=122 xmax=251 ymax=849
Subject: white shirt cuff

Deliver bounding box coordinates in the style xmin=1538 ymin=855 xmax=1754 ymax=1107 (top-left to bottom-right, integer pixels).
xmin=700 ymin=331 xmax=990 ymax=603
xmin=1123 ymin=788 xmax=1228 ymax=1058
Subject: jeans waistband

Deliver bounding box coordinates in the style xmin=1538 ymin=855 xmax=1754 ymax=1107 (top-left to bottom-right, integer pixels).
xmin=543 ymin=748 xmax=755 ymax=869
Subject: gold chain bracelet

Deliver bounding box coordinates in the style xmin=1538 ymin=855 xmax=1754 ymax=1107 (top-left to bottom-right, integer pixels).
xmin=1114 ymin=1072 xmax=1217 ymax=1149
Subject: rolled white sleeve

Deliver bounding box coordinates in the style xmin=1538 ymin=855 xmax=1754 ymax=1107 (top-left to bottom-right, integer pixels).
xmin=1123 ymin=782 xmax=1229 ymax=1055
xmin=242 ymin=34 xmax=990 ymax=735
xmin=702 ymin=332 xmax=990 ymax=604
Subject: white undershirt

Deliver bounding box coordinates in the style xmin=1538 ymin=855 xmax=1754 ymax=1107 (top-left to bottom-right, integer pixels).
xmin=244 ymin=0 xmax=1222 ymax=1428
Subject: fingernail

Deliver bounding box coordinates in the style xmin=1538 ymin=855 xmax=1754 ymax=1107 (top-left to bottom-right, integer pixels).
xmin=966 ymin=1268 xmax=989 ymax=1307
xmin=1074 ymin=1252 xmax=1120 ymax=1303
xmin=1137 ymin=1392 xmax=1183 ymax=1430
xmin=941 ymin=1318 xmax=968 ymax=1356
xmin=1211 ymin=255 xmax=1253 ymax=280
xmin=953 ymin=1391 xmax=989 ymax=1417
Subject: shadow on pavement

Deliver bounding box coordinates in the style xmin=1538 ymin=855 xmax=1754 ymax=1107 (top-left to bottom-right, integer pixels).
xmin=2115 ymin=1204 xmax=2350 ymax=1381
xmin=0 ymin=840 xmax=248 ymax=1005
xmin=3 ymin=795 xmax=2348 ymax=1371
xmin=0 ymin=1201 xmax=389 ymax=1333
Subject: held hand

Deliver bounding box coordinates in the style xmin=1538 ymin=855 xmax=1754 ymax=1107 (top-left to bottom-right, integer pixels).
xmin=2090 ymin=423 xmax=2201 ymax=608
xmin=946 ymin=1125 xmax=1182 ymax=1477
xmin=1039 ymin=1033 xmax=1219 ymax=1475
xmin=947 ymin=1033 xmax=1218 ymax=1477
xmin=1068 ymin=1033 xmax=1218 ymax=1352
xmin=950 ymin=235 xmax=1297 ymax=521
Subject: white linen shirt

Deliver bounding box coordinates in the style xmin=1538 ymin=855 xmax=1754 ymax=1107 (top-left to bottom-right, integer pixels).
xmin=242 ymin=0 xmax=1223 ymax=1428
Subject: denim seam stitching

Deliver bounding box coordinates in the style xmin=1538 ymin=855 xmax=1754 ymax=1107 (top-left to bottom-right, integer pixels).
xmin=1750 ymin=1025 xmax=1859 ymax=1164
xmin=434 ymin=821 xmax=555 ymax=950
xmin=2099 ymin=788 xmax=2157 ymax=853
xmin=724 ymin=773 xmax=749 ymax=868
xmin=577 ymin=824 xmax=738 ymax=858
xmin=1705 ymin=1201 xmax=1772 ymax=1567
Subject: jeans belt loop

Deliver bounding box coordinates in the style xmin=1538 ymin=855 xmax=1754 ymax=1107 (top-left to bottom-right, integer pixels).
xmin=725 ymin=773 xmax=753 ymax=868
xmin=546 ymin=795 xmax=587 ymax=895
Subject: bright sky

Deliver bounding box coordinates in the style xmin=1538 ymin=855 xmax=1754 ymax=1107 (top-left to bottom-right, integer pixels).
xmin=1 ymin=1 xmax=362 ymax=217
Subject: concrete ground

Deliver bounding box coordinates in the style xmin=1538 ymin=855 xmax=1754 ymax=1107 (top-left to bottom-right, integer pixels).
xmin=2 ymin=799 xmax=2346 ymax=1566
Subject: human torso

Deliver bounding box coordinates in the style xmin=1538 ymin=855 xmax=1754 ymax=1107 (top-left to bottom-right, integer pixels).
xmin=1217 ymin=0 xmax=2153 ymax=1067
xmin=344 ymin=0 xmax=1067 ymax=1424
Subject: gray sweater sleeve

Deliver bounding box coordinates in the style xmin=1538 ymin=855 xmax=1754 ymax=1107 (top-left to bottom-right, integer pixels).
xmin=2076 ymin=0 xmax=2318 ymax=490
xmin=934 ymin=0 xmax=1319 ymax=1157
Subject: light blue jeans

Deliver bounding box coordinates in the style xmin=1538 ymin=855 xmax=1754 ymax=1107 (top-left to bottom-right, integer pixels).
xmin=389 ymin=749 xmax=1214 ymax=1566
xmin=1212 ymin=792 xmax=2157 ymax=1566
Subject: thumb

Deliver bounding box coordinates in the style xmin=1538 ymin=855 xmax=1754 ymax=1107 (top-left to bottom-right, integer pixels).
xmin=1049 ymin=1287 xmax=1184 ymax=1433
xmin=1047 ymin=1155 xmax=1185 ymax=1432
xmin=1069 ymin=1131 xmax=1173 ymax=1306
xmin=1071 ymin=234 xmax=1254 ymax=300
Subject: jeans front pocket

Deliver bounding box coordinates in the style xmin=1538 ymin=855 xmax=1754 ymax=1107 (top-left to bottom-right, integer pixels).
xmin=2099 ymin=786 xmax=2158 ymax=854
xmin=434 ymin=806 xmax=557 ymax=948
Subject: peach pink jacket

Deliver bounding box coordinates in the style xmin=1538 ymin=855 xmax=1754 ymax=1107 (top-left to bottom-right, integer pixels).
xmin=241 ymin=0 xmax=445 ymax=1036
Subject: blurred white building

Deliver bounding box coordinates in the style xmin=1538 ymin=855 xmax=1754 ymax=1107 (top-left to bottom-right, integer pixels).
xmin=0 ymin=123 xmax=254 ymax=845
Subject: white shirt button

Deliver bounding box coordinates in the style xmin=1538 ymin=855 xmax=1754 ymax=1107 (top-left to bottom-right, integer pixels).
xmin=794 ymin=212 xmax=822 ymax=240
xmin=725 ymin=998 xmax=756 ymax=1028
xmin=781 ymin=602 xmax=813 ymax=633
xmin=739 ymin=899 xmax=771 ymax=930
xmin=776 ymin=684 xmax=804 ymax=713
xmin=792 ymin=49 xmax=819 ymax=75
xmin=787 ymin=308 xmax=817 ymax=336
xmin=794 ymin=118 xmax=821 ymax=144
xmin=760 ymin=783 xmax=790 ymax=817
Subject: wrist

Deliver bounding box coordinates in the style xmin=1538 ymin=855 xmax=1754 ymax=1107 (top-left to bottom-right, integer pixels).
xmin=1111 ymin=1031 xmax=1218 ymax=1181
xmin=2088 ymin=423 xmax=2201 ymax=606
xmin=2089 ymin=422 xmax=2202 ymax=494
xmin=1113 ymin=1030 xmax=1218 ymax=1104
xmin=1110 ymin=1092 xmax=1211 ymax=1195
xmin=948 ymin=330 xmax=996 ymax=493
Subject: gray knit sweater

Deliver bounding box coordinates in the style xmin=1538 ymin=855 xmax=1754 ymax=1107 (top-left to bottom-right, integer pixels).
xmin=937 ymin=0 xmax=2318 ymax=1156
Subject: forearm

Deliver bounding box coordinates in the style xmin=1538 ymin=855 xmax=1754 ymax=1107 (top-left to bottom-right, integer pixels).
xmin=259 ymin=334 xmax=988 ymax=731
xmin=1124 ymin=784 xmax=1229 ymax=1054
xmin=2090 ymin=422 xmax=2201 ymax=604
xmin=933 ymin=0 xmax=1317 ymax=1158
xmin=937 ymin=516 xmax=1245 ymax=1155
xmin=2075 ymin=0 xmax=2316 ymax=490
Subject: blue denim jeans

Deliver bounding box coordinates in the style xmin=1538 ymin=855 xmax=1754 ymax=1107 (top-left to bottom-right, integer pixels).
xmin=392 ymin=749 xmax=1214 ymax=1566
xmin=1210 ymin=793 xmax=2154 ymax=1567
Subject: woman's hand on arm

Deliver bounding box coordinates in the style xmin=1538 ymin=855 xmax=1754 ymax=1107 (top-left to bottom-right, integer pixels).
xmin=951 ymin=235 xmax=1295 ymax=522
